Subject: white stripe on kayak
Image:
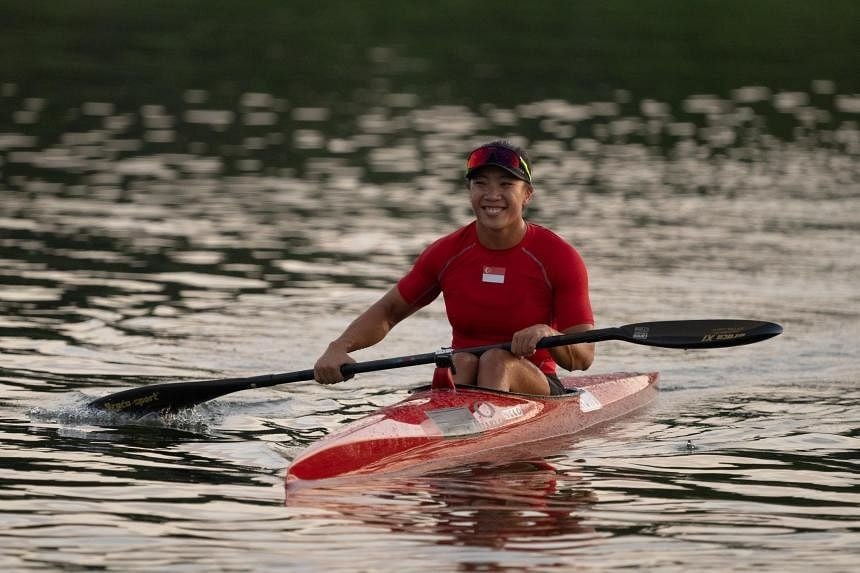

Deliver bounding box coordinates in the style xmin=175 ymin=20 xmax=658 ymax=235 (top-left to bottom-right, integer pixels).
xmin=578 ymin=389 xmax=602 ymax=412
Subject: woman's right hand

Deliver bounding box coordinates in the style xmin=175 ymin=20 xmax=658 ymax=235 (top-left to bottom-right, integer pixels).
xmin=313 ymin=342 xmax=356 ymax=384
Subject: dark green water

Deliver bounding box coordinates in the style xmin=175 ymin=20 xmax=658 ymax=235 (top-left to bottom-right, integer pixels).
xmin=3 ymin=1 xmax=858 ymax=103
xmin=1 ymin=3 xmax=858 ymax=572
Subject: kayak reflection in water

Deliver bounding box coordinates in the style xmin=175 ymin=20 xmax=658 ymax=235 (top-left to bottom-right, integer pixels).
xmin=314 ymin=140 xmax=595 ymax=396
xmin=285 ymin=460 xmax=598 ymax=549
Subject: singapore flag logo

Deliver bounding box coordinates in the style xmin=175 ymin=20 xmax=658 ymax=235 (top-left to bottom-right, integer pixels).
xmin=482 ymin=266 xmax=506 ymax=284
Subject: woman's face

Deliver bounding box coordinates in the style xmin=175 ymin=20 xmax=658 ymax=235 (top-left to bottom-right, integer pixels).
xmin=468 ymin=166 xmax=533 ymax=232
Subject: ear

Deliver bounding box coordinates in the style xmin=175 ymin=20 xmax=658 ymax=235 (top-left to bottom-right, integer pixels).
xmin=523 ymin=184 xmax=534 ymax=204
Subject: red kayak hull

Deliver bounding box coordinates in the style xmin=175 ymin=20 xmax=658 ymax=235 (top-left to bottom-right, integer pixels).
xmin=286 ymin=371 xmax=658 ymax=485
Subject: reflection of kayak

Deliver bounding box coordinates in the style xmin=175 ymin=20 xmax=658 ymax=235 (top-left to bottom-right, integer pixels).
xmin=286 ymin=371 xmax=658 ymax=485
xmin=284 ymin=460 xmax=599 ymax=547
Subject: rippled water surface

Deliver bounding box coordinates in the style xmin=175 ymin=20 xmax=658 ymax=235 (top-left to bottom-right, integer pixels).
xmin=2 ymin=4 xmax=860 ymax=571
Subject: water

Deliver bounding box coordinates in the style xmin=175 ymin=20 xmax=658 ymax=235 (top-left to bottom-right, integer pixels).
xmin=2 ymin=3 xmax=860 ymax=572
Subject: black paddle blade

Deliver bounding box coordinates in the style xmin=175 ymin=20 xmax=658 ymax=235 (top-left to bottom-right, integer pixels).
xmin=86 ymin=378 xmax=248 ymax=415
xmin=86 ymin=370 xmax=315 ymax=415
xmin=615 ymin=319 xmax=783 ymax=349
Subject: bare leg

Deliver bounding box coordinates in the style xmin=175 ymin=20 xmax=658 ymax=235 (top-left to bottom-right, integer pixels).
xmin=452 ymin=352 xmax=478 ymax=386
xmin=475 ymin=348 xmax=551 ymax=395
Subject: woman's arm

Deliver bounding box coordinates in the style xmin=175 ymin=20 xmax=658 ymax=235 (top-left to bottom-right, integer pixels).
xmin=313 ymin=287 xmax=416 ymax=383
xmin=510 ymin=322 xmax=595 ymax=371
xmin=549 ymin=323 xmax=595 ymax=371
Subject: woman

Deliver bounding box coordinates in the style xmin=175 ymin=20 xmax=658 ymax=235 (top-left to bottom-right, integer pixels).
xmin=314 ymin=140 xmax=595 ymax=395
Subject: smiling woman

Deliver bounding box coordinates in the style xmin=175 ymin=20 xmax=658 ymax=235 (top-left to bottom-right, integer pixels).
xmin=466 ymin=142 xmax=534 ymax=248
xmin=313 ymin=140 xmax=596 ymax=396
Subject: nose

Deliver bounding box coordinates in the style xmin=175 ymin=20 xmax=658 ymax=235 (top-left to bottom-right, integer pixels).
xmin=483 ymin=183 xmax=502 ymax=198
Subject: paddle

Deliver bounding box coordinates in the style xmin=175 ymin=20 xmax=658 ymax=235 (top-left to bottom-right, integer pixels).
xmin=87 ymin=319 xmax=782 ymax=415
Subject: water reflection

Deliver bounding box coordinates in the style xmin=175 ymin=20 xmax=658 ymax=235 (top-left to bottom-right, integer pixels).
xmin=3 ymin=83 xmax=858 ymax=377
xmin=286 ymin=460 xmax=598 ymax=550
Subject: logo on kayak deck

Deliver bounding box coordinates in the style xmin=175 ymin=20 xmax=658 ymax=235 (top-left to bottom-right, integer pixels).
xmin=474 ymin=401 xmax=496 ymax=418
xmin=473 ymin=402 xmax=525 ymax=430
xmin=482 ymin=266 xmax=506 ymax=284
xmin=632 ymin=327 xmax=649 ymax=339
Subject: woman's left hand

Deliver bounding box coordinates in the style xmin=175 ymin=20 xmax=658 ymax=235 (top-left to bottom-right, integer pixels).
xmin=510 ymin=324 xmax=559 ymax=357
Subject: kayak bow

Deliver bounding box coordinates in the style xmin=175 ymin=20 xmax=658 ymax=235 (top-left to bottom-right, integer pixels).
xmin=286 ymin=371 xmax=658 ymax=485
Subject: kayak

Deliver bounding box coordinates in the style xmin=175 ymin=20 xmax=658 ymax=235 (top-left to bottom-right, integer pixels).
xmin=286 ymin=370 xmax=659 ymax=485
xmin=287 ymin=371 xmax=659 ymax=484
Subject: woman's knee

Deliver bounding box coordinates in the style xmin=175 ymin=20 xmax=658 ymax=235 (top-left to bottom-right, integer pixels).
xmin=478 ymin=347 xmax=513 ymax=367
xmin=452 ymin=351 xmax=479 ymax=385
xmin=453 ymin=351 xmax=479 ymax=370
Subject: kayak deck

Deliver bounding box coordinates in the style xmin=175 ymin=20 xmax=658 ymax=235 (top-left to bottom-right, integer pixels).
xmin=286 ymin=371 xmax=659 ymax=485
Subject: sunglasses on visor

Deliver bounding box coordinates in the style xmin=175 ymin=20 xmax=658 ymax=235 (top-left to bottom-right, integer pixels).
xmin=466 ymin=145 xmax=532 ymax=182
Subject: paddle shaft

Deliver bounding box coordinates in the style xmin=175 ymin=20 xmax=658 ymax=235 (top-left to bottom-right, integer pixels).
xmin=86 ymin=319 xmax=782 ymax=414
